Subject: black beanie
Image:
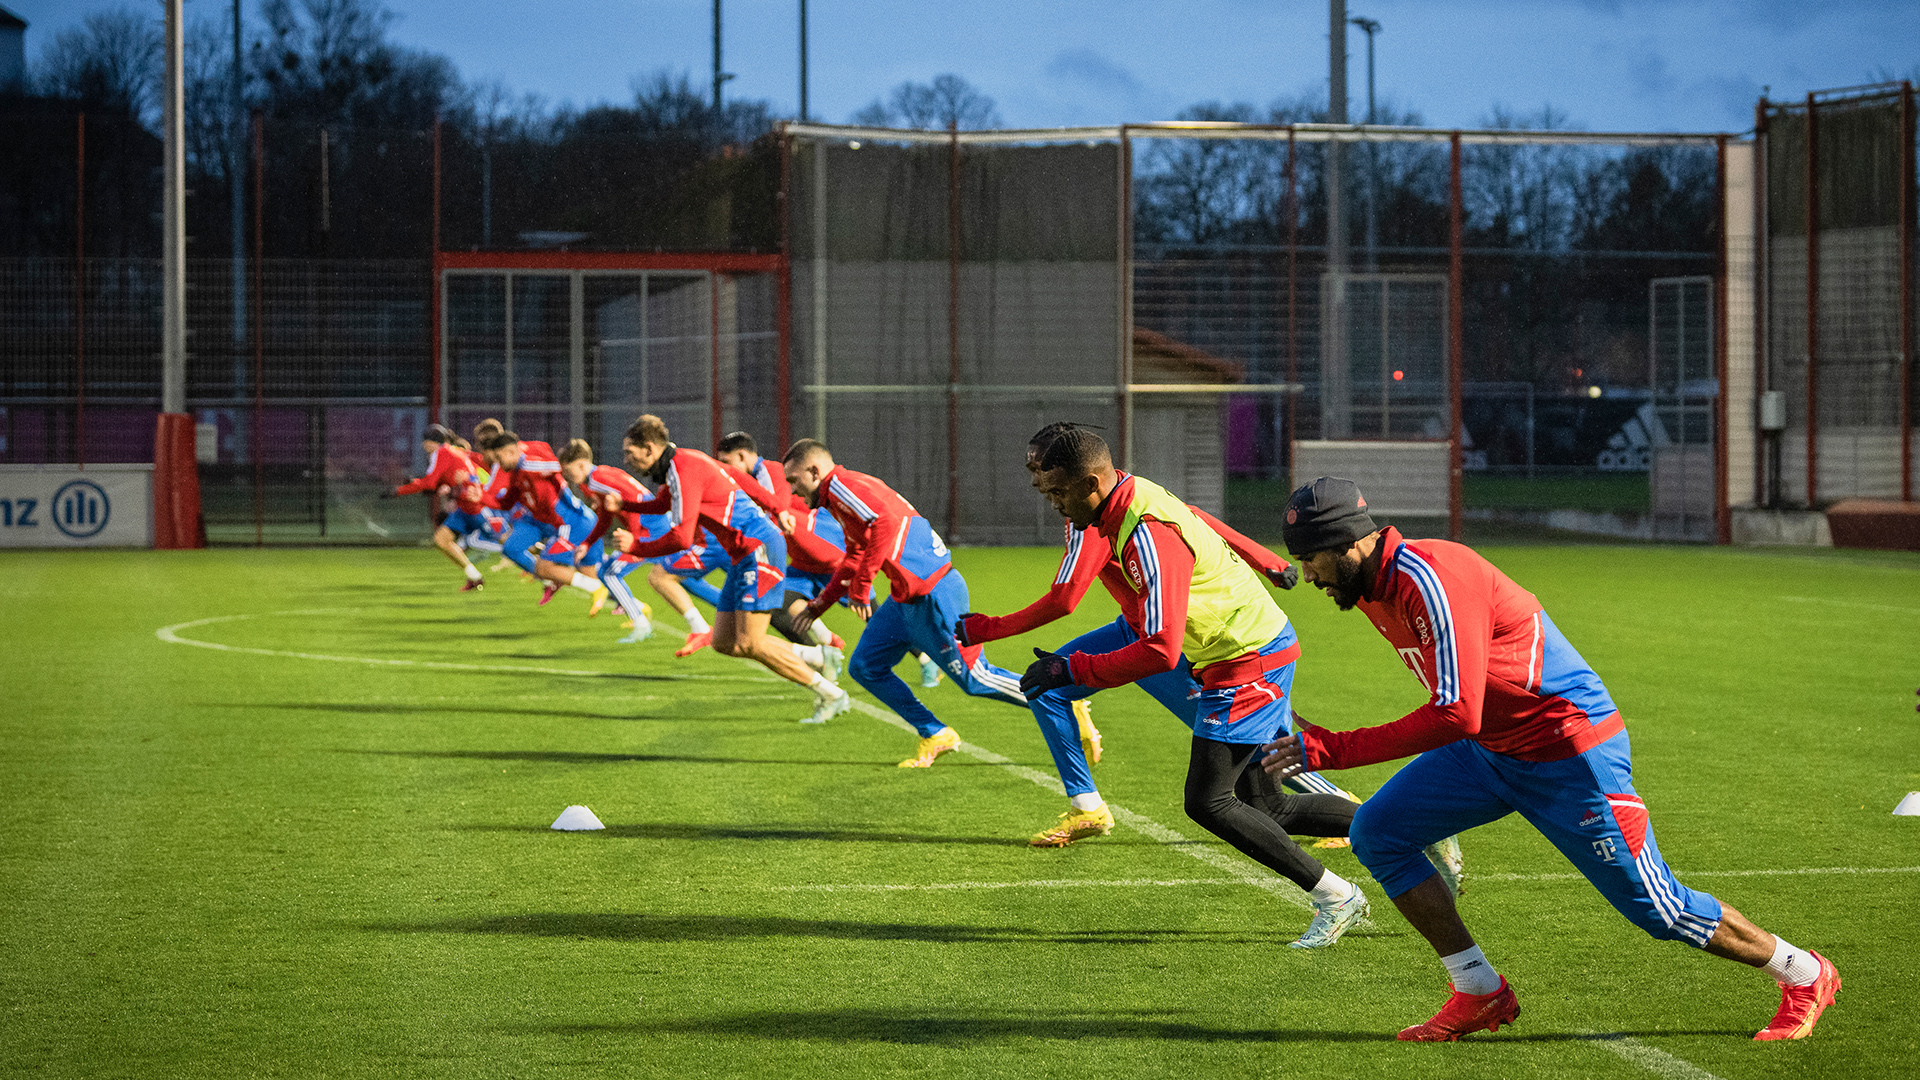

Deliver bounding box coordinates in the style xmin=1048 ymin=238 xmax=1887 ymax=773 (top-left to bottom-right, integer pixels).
xmin=1282 ymin=476 xmax=1379 ymax=557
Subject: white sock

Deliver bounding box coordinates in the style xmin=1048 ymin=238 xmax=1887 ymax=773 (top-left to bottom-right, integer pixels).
xmin=463 ymin=564 xmax=482 ymax=582
xmin=1068 ymin=792 xmax=1104 ymax=812
xmin=790 ymin=643 xmax=824 ymax=667
xmin=569 ymin=572 xmax=599 ymax=593
xmin=682 ymin=607 xmax=710 ymax=634
xmin=1441 ymin=945 xmax=1502 ymax=996
xmin=1306 ymin=869 xmax=1357 ymax=907
xmin=807 ymin=673 xmax=843 ymax=699
xmin=808 ymin=621 xmax=833 ymax=646
xmin=1762 ymin=937 xmax=1821 ymax=987
xmin=916 ymin=651 xmax=934 ymax=665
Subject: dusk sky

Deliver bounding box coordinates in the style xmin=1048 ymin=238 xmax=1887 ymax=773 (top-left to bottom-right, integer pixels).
xmin=12 ymin=0 xmax=1920 ymax=133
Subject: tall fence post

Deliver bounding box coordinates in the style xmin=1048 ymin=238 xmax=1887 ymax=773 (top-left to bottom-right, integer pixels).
xmin=946 ymin=122 xmax=961 ymax=540
xmin=776 ymin=123 xmax=793 ymax=451
xmin=1117 ymin=128 xmax=1133 ymax=473
xmin=1804 ymin=92 xmax=1819 ymax=507
xmin=74 ymin=111 xmax=85 ymax=469
xmin=1285 ymin=126 xmax=1298 ymax=481
xmin=1448 ymin=132 xmax=1465 ymax=543
xmin=430 ymin=116 xmax=443 ymax=427
xmin=1715 ymin=134 xmax=1731 ymax=544
xmin=252 ymin=109 xmax=265 ymax=546
xmin=1901 ymin=81 xmax=1914 ymax=502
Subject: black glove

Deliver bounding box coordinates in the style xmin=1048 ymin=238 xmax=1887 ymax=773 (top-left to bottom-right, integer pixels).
xmin=378 ymin=489 xmax=401 ymax=500
xmin=1019 ymin=648 xmax=1075 ymax=698
xmin=954 ymin=613 xmax=991 ymax=648
xmin=1268 ymin=564 xmax=1299 ymax=590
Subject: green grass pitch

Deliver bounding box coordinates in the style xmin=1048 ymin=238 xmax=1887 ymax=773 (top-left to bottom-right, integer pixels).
xmin=3 ymin=541 xmax=1917 ymax=1079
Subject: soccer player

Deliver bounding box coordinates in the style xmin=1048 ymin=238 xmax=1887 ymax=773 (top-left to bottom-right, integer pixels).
xmin=977 ymin=426 xmax=1368 ymax=948
xmin=556 ymin=440 xmax=657 ymax=642
xmin=387 ymin=423 xmax=497 ymax=590
xmin=957 ymin=423 xmax=1356 ymax=852
xmin=783 ymin=439 xmax=1027 ymax=766
xmin=484 ymin=431 xmax=607 ymax=608
xmin=713 ymin=432 xmax=844 ymax=676
xmin=614 ymin=416 xmax=851 ymax=722
xmin=1260 ymin=477 xmax=1840 ymax=1040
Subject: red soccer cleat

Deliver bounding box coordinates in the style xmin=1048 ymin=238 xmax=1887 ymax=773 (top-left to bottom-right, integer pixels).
xmin=459 ymin=578 xmax=484 ymax=592
xmin=537 ymin=582 xmax=561 ymax=606
xmin=1754 ymin=952 xmax=1840 ymax=1041
xmin=1397 ymin=977 xmax=1520 ymax=1042
xmin=829 ymin=632 xmax=846 ymax=651
xmin=674 ymin=630 xmax=711 ymax=657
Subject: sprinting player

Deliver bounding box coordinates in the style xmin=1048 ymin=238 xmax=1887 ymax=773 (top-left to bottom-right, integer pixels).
xmin=783 ymin=439 xmax=1027 ymax=765
xmin=613 ymin=415 xmax=851 ymax=722
xmin=956 ymin=424 xmax=1354 ymax=850
xmin=470 ymin=419 xmax=521 ymax=575
xmin=642 ymin=537 xmax=726 ymax=653
xmin=712 ymin=431 xmax=844 ymax=678
xmin=484 ymin=431 xmax=607 ymax=607
xmin=1261 ymin=477 xmax=1840 ymax=1039
xmin=387 ymin=423 xmax=497 ymax=590
xmin=556 ymin=440 xmax=656 ymax=642
xmin=976 ymin=425 xmax=1367 ymax=948
xmin=778 ymin=488 xmax=943 ymax=689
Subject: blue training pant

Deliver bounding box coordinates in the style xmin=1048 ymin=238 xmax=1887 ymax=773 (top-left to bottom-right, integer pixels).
xmin=1351 ymin=728 xmax=1724 ymax=947
xmin=501 ymin=503 xmax=598 ymax=574
xmin=847 ymin=570 xmax=1025 ymax=737
xmin=1031 ymin=616 xmax=1348 ymax=801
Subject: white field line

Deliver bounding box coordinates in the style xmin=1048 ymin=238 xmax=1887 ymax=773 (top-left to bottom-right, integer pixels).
xmin=1584 ymin=1034 xmax=1728 ymax=1080
xmin=836 ymin=694 xmax=1320 ymax=912
xmin=155 ymin=611 xmax=779 ymax=683
xmin=1780 ymin=595 xmax=1920 ymax=616
xmin=775 ymin=877 xmax=1246 ymax=893
xmin=1474 ymin=864 xmax=1920 ymax=883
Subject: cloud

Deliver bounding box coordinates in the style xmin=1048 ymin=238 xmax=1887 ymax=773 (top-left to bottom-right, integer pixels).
xmin=1045 ymin=48 xmax=1147 ymax=96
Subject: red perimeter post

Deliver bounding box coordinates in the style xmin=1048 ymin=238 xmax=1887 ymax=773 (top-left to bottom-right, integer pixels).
xmin=429 ymin=117 xmax=443 ymax=428
xmin=1805 ymin=93 xmax=1820 ymax=507
xmin=1447 ymin=132 xmax=1465 ymax=543
xmin=1714 ymin=135 xmax=1732 ymax=544
xmin=946 ymin=122 xmax=961 ymax=540
xmin=1900 ymin=82 xmax=1914 ymax=501
xmin=252 ymin=109 xmax=266 ymax=546
xmin=775 ymin=123 xmax=793 ymax=450
xmin=75 ymin=111 xmax=85 ymax=469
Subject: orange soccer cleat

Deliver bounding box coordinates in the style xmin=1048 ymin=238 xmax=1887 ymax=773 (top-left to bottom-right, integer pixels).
xmin=1396 ymin=977 xmax=1520 ymax=1042
xmin=674 ymin=629 xmax=712 ymax=657
xmin=1754 ymin=952 xmax=1840 ymax=1041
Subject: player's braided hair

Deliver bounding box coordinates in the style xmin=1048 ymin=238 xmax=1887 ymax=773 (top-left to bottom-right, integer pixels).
xmin=557 ymin=438 xmax=593 ymax=466
xmin=1028 ymin=422 xmax=1110 ymax=473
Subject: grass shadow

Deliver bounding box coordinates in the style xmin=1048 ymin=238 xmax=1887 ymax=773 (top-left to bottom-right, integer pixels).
xmin=371 ymin=912 xmax=1277 ymax=947
xmin=216 ymin=702 xmax=668 ymax=722
xmin=341 ymin=748 xmax=885 ymax=767
xmin=453 ymin=821 xmax=1031 ymax=846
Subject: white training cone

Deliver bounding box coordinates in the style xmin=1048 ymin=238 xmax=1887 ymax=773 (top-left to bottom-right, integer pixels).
xmin=551 ymin=805 xmax=606 ymax=831
xmin=1894 ymin=793 xmax=1920 ymax=817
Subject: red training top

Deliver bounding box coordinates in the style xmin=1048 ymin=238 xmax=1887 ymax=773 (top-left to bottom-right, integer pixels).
xmin=396 ymin=444 xmax=488 ymax=513
xmin=807 ymin=465 xmax=951 ymax=612
xmin=1299 ymin=526 xmax=1626 ymax=769
xmin=622 ymin=447 xmax=779 ymax=562
xmin=784 ymin=493 xmax=846 ymax=575
xmin=491 ymin=440 xmax=570 ymax=527
xmin=579 ymin=463 xmax=648 ymax=548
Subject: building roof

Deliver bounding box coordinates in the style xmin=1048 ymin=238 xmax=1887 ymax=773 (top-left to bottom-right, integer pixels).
xmin=1130 ymin=326 xmax=1242 ymax=384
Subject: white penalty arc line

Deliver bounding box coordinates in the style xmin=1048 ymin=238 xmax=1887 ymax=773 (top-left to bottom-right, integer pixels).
xmin=1780 ymin=595 xmax=1920 ymax=616
xmin=1476 ymin=864 xmax=1920 ymax=883
xmin=776 ymin=865 xmax=1920 ymax=893
xmin=154 ymin=611 xmax=780 ymax=683
xmin=1584 ymin=1034 xmax=1727 ymax=1080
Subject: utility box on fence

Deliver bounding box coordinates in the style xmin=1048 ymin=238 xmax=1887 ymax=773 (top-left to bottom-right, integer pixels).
xmin=0 ymin=464 xmax=154 ymax=547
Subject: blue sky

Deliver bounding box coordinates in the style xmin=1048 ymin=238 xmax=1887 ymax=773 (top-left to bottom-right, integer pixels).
xmin=12 ymin=0 xmax=1920 ymax=132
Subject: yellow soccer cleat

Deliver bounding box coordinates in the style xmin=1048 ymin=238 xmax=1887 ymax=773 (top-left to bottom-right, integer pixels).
xmin=586 ymin=586 xmax=611 ymax=617
xmin=1073 ymin=699 xmax=1102 ymax=764
xmin=897 ymin=726 xmax=961 ymax=768
xmin=1029 ymin=802 xmax=1114 ymax=847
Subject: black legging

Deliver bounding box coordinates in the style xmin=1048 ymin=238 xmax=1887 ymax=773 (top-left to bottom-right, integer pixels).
xmin=1184 ymin=736 xmax=1359 ymax=891
xmin=769 ymin=593 xmax=809 ymax=644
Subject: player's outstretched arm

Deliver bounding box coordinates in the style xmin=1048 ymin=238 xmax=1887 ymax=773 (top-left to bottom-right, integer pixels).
xmin=1189 ymin=505 xmax=1296 ymax=589
xmin=956 ymin=522 xmax=1105 ymax=645
xmin=1066 ymin=520 xmax=1192 ymax=689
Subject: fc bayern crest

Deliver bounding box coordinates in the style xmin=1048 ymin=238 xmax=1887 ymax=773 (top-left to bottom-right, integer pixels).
xmin=1285 ymin=507 xmax=1297 ymax=524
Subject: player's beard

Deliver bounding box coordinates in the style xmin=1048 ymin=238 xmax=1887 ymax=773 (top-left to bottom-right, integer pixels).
xmin=1327 ymin=550 xmax=1368 ymax=610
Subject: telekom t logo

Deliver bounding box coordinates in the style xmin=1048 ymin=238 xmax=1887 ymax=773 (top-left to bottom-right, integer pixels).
xmin=1397 ymin=647 xmax=1431 ymax=693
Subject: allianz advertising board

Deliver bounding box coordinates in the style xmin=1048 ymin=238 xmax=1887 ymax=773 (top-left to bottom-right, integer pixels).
xmin=0 ymin=465 xmax=154 ymax=547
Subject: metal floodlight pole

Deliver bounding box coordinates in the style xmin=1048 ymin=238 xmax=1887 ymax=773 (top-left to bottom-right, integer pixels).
xmin=75 ymin=112 xmax=85 ymax=468
xmin=712 ymin=0 xmax=733 ymax=111
xmin=798 ymin=0 xmax=809 ymax=122
xmin=1804 ymin=92 xmax=1819 ymax=507
xmin=1900 ymin=81 xmax=1914 ymax=502
xmin=161 ymin=0 xmax=186 ymax=417
xmin=1448 ymin=131 xmax=1464 ymax=544
xmin=1350 ymin=15 xmax=1379 ymax=272
xmin=1327 ymin=0 xmax=1347 ymax=276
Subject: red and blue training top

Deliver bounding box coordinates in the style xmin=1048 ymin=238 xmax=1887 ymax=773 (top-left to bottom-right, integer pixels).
xmin=1301 ymin=526 xmax=1623 ymax=770
xmin=578 ymin=464 xmax=648 ymax=547
xmin=621 ymin=446 xmax=783 ymax=562
xmin=490 ymin=440 xmax=570 ymax=527
xmin=395 ymin=444 xmax=489 ymax=513
xmin=806 ymin=465 xmax=951 ymax=612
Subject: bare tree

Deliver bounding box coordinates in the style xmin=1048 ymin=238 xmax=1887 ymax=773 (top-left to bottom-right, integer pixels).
xmin=852 ymin=74 xmax=1002 ymax=130
xmin=33 ymin=6 xmax=160 ymax=123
